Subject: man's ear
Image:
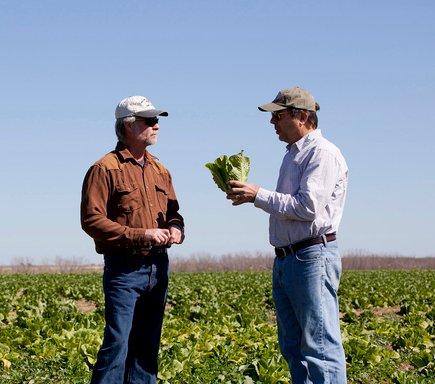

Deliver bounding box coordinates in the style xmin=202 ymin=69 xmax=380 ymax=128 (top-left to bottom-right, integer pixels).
xmin=124 ymin=120 xmax=132 ymax=131
xmin=299 ymin=110 xmax=309 ymax=125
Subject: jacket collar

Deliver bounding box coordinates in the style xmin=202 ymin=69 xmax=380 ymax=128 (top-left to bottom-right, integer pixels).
xmin=115 ymin=142 xmax=156 ymax=165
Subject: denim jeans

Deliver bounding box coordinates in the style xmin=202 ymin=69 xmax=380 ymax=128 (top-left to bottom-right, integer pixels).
xmin=90 ymin=251 xmax=169 ymax=384
xmin=272 ymin=240 xmax=347 ymax=384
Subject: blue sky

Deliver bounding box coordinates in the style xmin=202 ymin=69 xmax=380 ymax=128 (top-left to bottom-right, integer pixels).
xmin=1 ymin=1 xmax=434 ymax=265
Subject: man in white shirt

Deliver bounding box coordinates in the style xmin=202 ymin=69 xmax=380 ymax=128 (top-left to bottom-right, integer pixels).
xmin=227 ymin=86 xmax=348 ymax=384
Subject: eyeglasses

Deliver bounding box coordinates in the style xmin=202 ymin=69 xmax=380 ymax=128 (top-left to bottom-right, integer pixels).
xmin=271 ymin=110 xmax=290 ymax=121
xmin=135 ymin=116 xmax=159 ymax=126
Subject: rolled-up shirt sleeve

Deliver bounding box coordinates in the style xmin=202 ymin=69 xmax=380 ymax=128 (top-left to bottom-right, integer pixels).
xmin=254 ymin=148 xmax=345 ymax=222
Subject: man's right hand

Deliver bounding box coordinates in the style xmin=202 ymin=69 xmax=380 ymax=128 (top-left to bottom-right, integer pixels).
xmin=226 ymin=180 xmax=259 ymax=206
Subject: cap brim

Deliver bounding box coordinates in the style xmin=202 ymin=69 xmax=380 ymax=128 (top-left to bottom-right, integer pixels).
xmin=135 ymin=109 xmax=168 ymax=118
xmin=258 ymin=103 xmax=287 ymax=112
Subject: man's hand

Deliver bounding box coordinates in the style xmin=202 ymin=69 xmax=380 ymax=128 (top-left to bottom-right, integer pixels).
xmin=226 ymin=180 xmax=259 ymax=206
xmin=145 ymin=228 xmax=170 ymax=246
xmin=168 ymin=225 xmax=184 ymax=246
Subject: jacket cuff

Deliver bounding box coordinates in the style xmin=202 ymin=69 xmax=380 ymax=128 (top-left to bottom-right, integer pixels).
xmin=127 ymin=228 xmax=151 ymax=248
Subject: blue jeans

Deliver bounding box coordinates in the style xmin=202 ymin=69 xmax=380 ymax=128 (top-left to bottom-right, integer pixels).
xmin=90 ymin=251 xmax=169 ymax=384
xmin=272 ymin=240 xmax=347 ymax=384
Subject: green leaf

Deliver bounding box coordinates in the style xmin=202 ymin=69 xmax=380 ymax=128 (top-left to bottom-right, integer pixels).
xmin=205 ymin=150 xmax=250 ymax=192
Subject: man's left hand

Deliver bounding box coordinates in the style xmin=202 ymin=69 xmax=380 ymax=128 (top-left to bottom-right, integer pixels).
xmin=168 ymin=226 xmax=184 ymax=246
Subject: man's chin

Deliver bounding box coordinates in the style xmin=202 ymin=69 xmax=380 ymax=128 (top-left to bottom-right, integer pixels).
xmin=146 ymin=138 xmax=158 ymax=146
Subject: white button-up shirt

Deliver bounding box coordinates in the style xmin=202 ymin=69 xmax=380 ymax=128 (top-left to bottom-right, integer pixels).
xmin=254 ymin=129 xmax=348 ymax=248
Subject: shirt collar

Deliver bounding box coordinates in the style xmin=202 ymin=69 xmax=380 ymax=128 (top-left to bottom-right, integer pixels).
xmin=286 ymin=129 xmax=322 ymax=152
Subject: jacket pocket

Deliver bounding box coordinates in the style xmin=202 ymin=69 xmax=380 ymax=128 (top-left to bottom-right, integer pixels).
xmin=115 ymin=183 xmax=142 ymax=213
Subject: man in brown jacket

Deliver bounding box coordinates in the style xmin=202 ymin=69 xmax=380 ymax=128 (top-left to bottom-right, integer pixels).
xmin=81 ymin=95 xmax=184 ymax=384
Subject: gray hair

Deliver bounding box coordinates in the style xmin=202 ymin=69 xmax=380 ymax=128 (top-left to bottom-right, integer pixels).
xmin=115 ymin=116 xmax=135 ymax=141
xmin=307 ymin=111 xmax=318 ymax=128
xmin=290 ymin=108 xmax=319 ymax=129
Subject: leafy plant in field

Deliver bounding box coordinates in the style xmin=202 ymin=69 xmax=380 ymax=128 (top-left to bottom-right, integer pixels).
xmin=339 ymin=271 xmax=435 ymax=383
xmin=0 ymin=270 xmax=433 ymax=383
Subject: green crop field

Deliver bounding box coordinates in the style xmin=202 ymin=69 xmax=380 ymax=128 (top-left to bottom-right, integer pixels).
xmin=0 ymin=270 xmax=433 ymax=383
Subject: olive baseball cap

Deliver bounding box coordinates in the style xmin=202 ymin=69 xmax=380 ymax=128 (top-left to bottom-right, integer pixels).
xmin=258 ymin=86 xmax=319 ymax=112
xmin=115 ymin=96 xmax=168 ymax=119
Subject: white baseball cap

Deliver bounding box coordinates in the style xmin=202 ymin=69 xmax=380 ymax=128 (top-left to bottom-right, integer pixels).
xmin=115 ymin=96 xmax=168 ymax=119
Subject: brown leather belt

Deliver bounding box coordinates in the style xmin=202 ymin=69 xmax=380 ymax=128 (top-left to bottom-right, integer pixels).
xmin=274 ymin=233 xmax=336 ymax=258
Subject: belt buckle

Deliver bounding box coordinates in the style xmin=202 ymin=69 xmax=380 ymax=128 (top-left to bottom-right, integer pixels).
xmin=132 ymin=245 xmax=153 ymax=256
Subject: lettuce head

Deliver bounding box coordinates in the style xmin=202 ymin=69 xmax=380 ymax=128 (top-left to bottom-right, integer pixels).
xmin=205 ymin=150 xmax=250 ymax=192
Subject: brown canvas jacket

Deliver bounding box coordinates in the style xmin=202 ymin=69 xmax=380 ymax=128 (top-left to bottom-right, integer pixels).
xmin=81 ymin=142 xmax=184 ymax=255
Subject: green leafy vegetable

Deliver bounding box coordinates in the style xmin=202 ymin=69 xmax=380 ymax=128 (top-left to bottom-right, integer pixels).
xmin=205 ymin=150 xmax=250 ymax=192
